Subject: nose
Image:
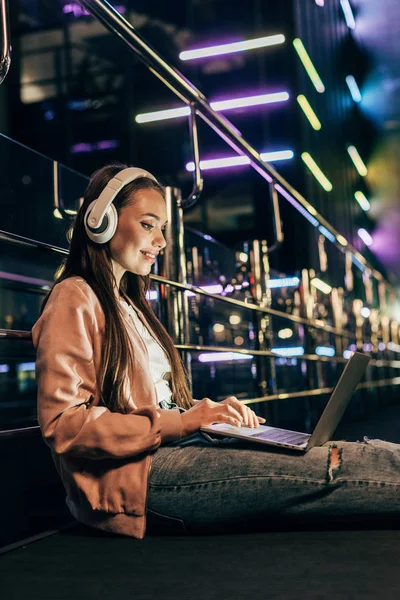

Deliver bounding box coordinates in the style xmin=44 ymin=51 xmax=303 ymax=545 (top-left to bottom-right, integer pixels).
xmin=153 ymin=228 xmax=167 ymax=249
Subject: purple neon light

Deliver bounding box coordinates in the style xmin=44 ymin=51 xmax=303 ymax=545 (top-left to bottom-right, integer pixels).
xmin=136 ymin=91 xmax=289 ymax=123
xmin=96 ymin=140 xmax=118 ymax=150
xmin=211 ymin=91 xmax=289 ymax=111
xmin=71 ymin=143 xmax=92 ymax=154
xmin=0 ymin=270 xmax=51 ymax=288
xmin=274 ymin=184 xmax=319 ymax=227
xmin=71 ymin=140 xmax=119 ymax=153
xmin=198 ymin=352 xmax=253 ymax=363
xmin=186 ymin=150 xmax=294 ymax=172
xmin=63 ymin=3 xmax=126 ymax=17
xmin=358 ymin=228 xmax=373 ymax=246
xmin=180 ymin=34 xmax=285 ymax=61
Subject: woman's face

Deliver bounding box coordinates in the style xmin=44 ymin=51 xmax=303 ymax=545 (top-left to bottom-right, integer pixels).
xmin=109 ymin=187 xmax=167 ymax=284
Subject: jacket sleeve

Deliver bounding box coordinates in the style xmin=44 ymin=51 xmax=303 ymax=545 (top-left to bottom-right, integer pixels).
xmin=32 ymin=280 xmax=182 ymax=460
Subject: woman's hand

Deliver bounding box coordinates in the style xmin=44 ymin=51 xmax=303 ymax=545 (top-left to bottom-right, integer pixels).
xmin=220 ymin=396 xmax=266 ymax=429
xmin=181 ymin=396 xmax=266 ymax=437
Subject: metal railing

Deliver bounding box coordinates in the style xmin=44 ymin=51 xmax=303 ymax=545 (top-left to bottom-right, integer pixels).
xmin=1 ymin=0 xmax=400 ymax=437
xmin=76 ymin=0 xmax=392 ymax=292
xmin=0 ymin=0 xmax=11 ymax=85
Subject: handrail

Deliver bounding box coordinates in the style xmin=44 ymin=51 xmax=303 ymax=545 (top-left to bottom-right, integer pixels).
xmin=2 ymin=329 xmax=400 ymax=370
xmin=0 ymin=229 xmax=69 ymax=256
xmin=77 ymin=0 xmax=392 ymax=291
xmin=0 ymin=229 xmax=358 ymax=339
xmin=243 ymin=377 xmax=400 ymax=405
xmin=0 ymin=0 xmax=11 ymax=85
xmin=182 ymin=104 xmax=203 ymax=209
xmin=151 ymin=274 xmax=356 ymax=339
xmin=0 ymin=329 xmax=32 ymax=339
xmin=175 ymin=344 xmax=400 ymax=368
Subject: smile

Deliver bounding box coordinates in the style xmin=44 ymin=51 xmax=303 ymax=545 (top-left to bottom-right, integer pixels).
xmin=141 ymin=251 xmax=157 ymax=260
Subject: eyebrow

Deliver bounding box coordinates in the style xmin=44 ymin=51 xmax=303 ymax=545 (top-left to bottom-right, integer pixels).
xmin=140 ymin=213 xmax=168 ymax=224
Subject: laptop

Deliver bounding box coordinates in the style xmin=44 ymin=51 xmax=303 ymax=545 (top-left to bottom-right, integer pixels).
xmin=201 ymin=352 xmax=370 ymax=452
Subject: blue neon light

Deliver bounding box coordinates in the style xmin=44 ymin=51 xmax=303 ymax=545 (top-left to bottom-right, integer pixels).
xmin=275 ymin=184 xmax=319 ymax=227
xmin=272 ymin=347 xmax=305 ymax=357
xmin=267 ymin=277 xmax=300 ymax=289
xmin=318 ymin=226 xmax=336 ymax=243
xmin=315 ymin=346 xmax=335 ymax=357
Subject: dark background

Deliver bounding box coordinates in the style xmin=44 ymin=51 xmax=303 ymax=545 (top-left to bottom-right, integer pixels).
xmin=2 ymin=0 xmax=400 ymax=285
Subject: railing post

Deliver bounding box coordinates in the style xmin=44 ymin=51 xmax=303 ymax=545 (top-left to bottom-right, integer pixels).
xmin=160 ymin=186 xmax=192 ymax=389
xmin=249 ymin=239 xmax=276 ymax=422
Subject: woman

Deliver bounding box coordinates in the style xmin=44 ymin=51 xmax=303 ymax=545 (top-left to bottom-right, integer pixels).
xmin=32 ymin=163 xmax=400 ymax=539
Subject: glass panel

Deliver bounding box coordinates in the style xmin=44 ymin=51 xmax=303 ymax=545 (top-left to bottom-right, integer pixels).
xmin=0 ymin=134 xmax=87 ymax=249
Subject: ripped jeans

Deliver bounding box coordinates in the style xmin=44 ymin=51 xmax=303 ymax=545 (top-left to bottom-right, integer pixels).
xmin=146 ymin=434 xmax=400 ymax=534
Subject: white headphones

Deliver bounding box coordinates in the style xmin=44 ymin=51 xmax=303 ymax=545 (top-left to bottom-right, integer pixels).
xmin=84 ymin=167 xmax=158 ymax=244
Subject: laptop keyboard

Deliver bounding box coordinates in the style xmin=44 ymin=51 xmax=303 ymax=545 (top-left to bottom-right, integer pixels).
xmin=250 ymin=427 xmax=310 ymax=446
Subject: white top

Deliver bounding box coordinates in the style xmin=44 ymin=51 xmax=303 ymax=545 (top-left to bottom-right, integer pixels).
xmin=119 ymin=300 xmax=173 ymax=407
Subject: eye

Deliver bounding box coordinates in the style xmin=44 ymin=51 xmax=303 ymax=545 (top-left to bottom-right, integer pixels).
xmin=141 ymin=222 xmax=154 ymax=231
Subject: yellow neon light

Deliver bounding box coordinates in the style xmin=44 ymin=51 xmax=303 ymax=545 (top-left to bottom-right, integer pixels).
xmin=311 ymin=278 xmax=332 ymax=294
xmin=337 ymin=235 xmax=348 ymax=246
xmin=347 ymin=146 xmax=368 ymax=176
xmin=301 ymin=152 xmax=333 ymax=191
xmin=293 ymin=39 xmax=325 ymax=93
xmin=297 ymin=95 xmax=322 ymax=130
xmin=354 ymin=191 xmax=370 ymax=211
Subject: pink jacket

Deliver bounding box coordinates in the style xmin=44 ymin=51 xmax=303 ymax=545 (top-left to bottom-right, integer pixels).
xmin=32 ymin=276 xmax=184 ymax=539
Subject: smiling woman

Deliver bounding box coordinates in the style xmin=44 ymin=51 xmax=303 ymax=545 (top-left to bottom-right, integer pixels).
xmin=108 ymin=188 xmax=168 ymax=283
xmin=31 ymin=163 xmax=400 ymax=541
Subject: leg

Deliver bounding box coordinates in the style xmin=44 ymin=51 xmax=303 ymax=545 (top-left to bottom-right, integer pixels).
xmin=146 ymin=438 xmax=400 ymax=534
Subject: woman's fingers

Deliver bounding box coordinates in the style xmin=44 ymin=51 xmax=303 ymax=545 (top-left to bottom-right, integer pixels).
xmin=223 ymin=404 xmax=243 ymax=425
xmin=217 ymin=396 xmax=266 ymax=428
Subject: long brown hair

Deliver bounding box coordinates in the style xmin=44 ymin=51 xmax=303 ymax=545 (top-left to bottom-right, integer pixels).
xmin=41 ymin=162 xmax=193 ymax=412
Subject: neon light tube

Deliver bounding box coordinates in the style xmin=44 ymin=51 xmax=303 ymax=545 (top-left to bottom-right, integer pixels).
xmin=318 ymin=226 xmax=336 ymax=243
xmin=179 ymin=34 xmax=285 ymax=60
xmin=354 ymin=191 xmax=370 ymax=211
xmin=136 ymin=107 xmax=190 ymax=123
xmin=261 ymin=150 xmax=294 ymax=161
xmin=186 ymin=150 xmax=294 ymax=172
xmin=275 ymin=184 xmax=319 ymax=227
xmin=358 ymin=228 xmax=373 ymax=246
xmin=297 ymin=95 xmax=322 ymax=130
xmin=311 ymin=278 xmax=332 ymax=294
xmin=266 ymin=277 xmax=300 ymax=288
xmin=293 ymin=39 xmax=325 ymax=93
xmin=351 ymin=254 xmax=366 ymax=272
xmin=315 ymin=0 xmax=324 ymax=5
xmin=278 ymin=328 xmax=293 ymax=339
xmin=186 ymin=156 xmax=249 ymax=171
xmin=17 ymin=362 xmax=36 ymax=372
xmin=345 ymin=75 xmax=362 ymax=103
xmin=198 ymin=352 xmax=253 ymax=363
xmin=271 ymin=347 xmax=305 ymax=357
xmin=340 ymin=0 xmax=356 ymax=29
xmin=211 ymin=92 xmax=289 ymax=111
xmin=136 ymin=91 xmax=289 ymax=123
xmin=347 ymin=146 xmax=368 ymax=176
xmin=337 ymin=234 xmax=348 ymax=246
xmin=316 ymin=346 xmax=335 ymax=357
xmin=301 ymin=152 xmax=333 ymax=191
xmin=145 ymin=290 xmax=159 ymax=300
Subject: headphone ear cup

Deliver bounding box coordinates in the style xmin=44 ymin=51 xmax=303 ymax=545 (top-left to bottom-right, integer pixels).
xmin=84 ymin=201 xmax=118 ymax=244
